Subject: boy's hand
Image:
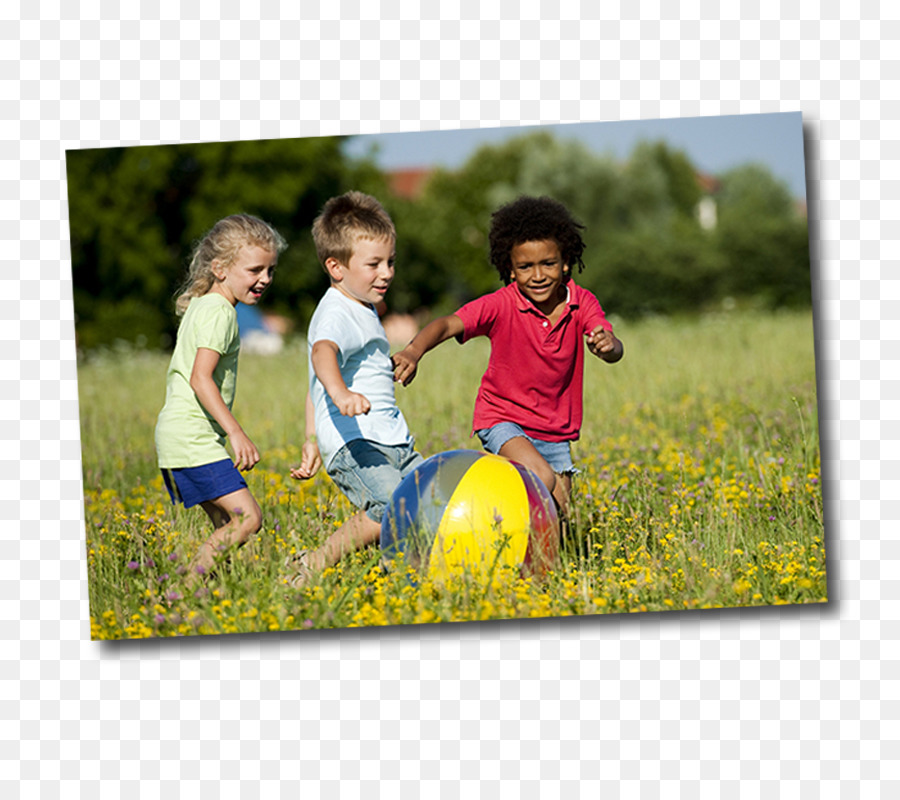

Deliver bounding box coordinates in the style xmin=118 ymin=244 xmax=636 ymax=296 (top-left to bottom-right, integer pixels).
xmin=290 ymin=440 xmax=322 ymax=481
xmin=391 ymin=347 xmax=420 ymax=386
xmin=231 ymin=429 xmax=260 ymax=472
xmin=390 ymin=315 xmax=463 ymax=386
xmin=332 ymin=389 xmax=371 ymax=416
xmin=586 ymin=326 xmax=623 ymax=362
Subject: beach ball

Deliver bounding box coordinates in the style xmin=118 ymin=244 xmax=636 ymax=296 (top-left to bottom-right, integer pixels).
xmin=380 ymin=450 xmax=559 ymax=581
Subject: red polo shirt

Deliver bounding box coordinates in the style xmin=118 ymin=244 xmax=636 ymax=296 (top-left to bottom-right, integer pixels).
xmin=454 ymin=281 xmax=612 ymax=442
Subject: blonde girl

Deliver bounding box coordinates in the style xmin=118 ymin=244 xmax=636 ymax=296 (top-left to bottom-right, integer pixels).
xmin=155 ymin=214 xmax=287 ymax=581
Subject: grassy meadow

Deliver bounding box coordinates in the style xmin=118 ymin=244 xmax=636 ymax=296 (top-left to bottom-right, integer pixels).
xmin=78 ymin=308 xmax=827 ymax=639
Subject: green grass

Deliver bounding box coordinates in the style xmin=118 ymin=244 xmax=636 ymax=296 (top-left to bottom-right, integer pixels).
xmin=78 ymin=308 xmax=827 ymax=639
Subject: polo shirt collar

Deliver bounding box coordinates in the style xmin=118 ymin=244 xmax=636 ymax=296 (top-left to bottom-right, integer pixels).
xmin=512 ymin=282 xmax=577 ymax=317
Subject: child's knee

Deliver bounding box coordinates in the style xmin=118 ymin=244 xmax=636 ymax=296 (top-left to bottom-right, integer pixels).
xmin=235 ymin=504 xmax=263 ymax=542
xmin=529 ymin=459 xmax=557 ymax=495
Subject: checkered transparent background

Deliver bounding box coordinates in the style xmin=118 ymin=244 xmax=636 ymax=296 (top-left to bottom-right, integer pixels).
xmin=3 ymin=1 xmax=897 ymax=796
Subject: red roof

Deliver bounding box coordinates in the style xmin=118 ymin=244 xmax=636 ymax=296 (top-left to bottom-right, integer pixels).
xmin=388 ymin=168 xmax=432 ymax=199
xmin=695 ymin=172 xmax=721 ymax=194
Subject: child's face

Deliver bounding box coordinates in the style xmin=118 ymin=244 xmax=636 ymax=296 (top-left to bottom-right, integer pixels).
xmin=327 ymin=236 xmax=395 ymax=307
xmin=509 ymin=239 xmax=567 ymax=311
xmin=212 ymin=244 xmax=277 ymax=306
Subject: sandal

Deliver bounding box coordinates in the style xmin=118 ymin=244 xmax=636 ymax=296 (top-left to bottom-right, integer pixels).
xmin=284 ymin=549 xmax=313 ymax=590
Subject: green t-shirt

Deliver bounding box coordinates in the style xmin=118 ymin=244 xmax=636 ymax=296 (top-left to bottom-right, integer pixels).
xmin=155 ymin=293 xmax=241 ymax=468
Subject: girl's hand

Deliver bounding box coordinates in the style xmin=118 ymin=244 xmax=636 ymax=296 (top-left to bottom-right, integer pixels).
xmin=332 ymin=389 xmax=371 ymax=417
xmin=290 ymin=440 xmax=322 ymax=481
xmin=586 ymin=326 xmax=623 ymax=362
xmin=391 ymin=347 xmax=419 ymax=386
xmin=231 ymin=429 xmax=260 ymax=471
xmin=191 ymin=347 xmax=265 ymax=468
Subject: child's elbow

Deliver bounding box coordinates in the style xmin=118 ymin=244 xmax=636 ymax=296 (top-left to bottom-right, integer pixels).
xmin=311 ymin=339 xmax=339 ymax=363
xmin=189 ymin=372 xmax=209 ymax=396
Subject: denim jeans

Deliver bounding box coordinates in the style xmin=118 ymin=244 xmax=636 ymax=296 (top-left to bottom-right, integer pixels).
xmin=328 ymin=439 xmax=425 ymax=522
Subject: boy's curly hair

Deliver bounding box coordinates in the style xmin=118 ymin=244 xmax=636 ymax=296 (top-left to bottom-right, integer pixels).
xmin=488 ymin=195 xmax=587 ymax=285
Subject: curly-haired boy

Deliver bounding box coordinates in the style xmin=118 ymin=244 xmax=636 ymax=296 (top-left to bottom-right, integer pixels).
xmin=392 ymin=195 xmax=623 ymax=519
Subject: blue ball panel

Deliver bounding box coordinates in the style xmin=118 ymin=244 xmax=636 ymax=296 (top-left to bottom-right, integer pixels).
xmin=380 ymin=450 xmax=483 ymax=566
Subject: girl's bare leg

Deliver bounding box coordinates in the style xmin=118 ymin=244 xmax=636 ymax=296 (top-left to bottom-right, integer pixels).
xmin=189 ymin=487 xmax=262 ymax=579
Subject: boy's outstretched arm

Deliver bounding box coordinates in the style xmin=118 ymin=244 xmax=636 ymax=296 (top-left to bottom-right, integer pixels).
xmin=586 ymin=326 xmax=624 ymax=363
xmin=392 ymin=313 xmax=465 ymax=386
xmin=311 ymin=339 xmax=371 ymax=416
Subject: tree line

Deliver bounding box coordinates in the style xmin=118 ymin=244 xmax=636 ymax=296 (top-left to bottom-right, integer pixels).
xmin=66 ymin=131 xmax=810 ymax=352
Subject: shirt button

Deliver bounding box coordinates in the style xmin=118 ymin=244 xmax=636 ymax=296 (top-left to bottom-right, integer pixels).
xmin=542 ymin=321 xmax=548 ymax=327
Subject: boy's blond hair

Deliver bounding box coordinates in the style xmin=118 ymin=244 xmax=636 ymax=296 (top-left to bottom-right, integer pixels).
xmin=311 ymin=191 xmax=395 ymax=269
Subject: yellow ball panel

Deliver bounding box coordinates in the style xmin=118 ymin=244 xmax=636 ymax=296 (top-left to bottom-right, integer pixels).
xmin=429 ymin=454 xmax=530 ymax=581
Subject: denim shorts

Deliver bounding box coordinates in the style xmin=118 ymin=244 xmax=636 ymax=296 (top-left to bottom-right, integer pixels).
xmin=161 ymin=458 xmax=248 ymax=508
xmin=328 ymin=439 xmax=425 ymax=523
xmin=476 ymin=422 xmax=577 ymax=475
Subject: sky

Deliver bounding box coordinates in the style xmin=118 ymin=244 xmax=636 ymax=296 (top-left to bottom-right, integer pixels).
xmin=343 ymin=112 xmax=808 ymax=200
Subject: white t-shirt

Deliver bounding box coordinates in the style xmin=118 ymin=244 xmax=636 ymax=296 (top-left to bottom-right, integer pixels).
xmin=308 ymin=287 xmax=412 ymax=469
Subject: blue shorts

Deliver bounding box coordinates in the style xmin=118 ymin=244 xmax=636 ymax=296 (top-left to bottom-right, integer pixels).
xmin=328 ymin=439 xmax=424 ymax=523
xmin=476 ymin=422 xmax=577 ymax=475
xmin=161 ymin=458 xmax=248 ymax=508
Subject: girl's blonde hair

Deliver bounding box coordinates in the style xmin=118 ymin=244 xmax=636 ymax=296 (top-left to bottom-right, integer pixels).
xmin=175 ymin=214 xmax=288 ymax=315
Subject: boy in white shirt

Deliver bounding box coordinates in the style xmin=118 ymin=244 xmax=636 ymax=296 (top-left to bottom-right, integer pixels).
xmin=288 ymin=191 xmax=423 ymax=586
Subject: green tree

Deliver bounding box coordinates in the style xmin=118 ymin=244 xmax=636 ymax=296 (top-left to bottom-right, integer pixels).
xmin=397 ymin=132 xmax=624 ymax=312
xmin=593 ymin=217 xmax=725 ymax=315
xmin=616 ymin=140 xmax=703 ymax=228
xmin=714 ymin=165 xmax=811 ymax=307
xmin=68 ymin=137 xmax=385 ymax=350
xmin=67 ymin=145 xmax=179 ymax=349
xmin=415 ymin=133 xmax=547 ymax=303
